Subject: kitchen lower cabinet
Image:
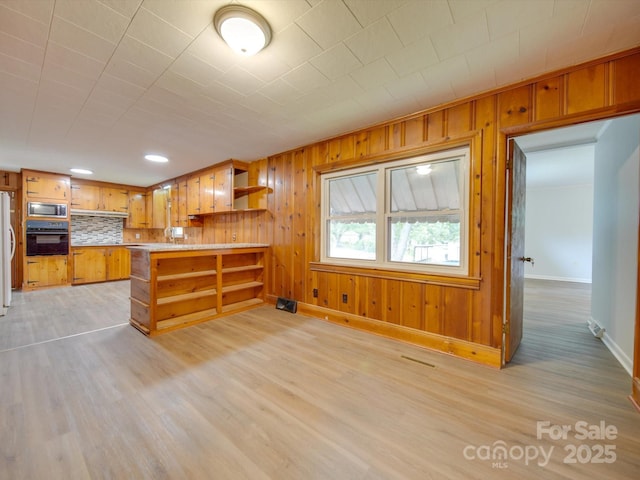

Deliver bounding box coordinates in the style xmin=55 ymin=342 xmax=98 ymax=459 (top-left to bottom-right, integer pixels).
xmin=24 ymin=256 xmax=68 ymax=289
xmin=129 ymin=244 xmax=268 ymax=336
xmin=72 ymin=246 xmax=131 ymax=284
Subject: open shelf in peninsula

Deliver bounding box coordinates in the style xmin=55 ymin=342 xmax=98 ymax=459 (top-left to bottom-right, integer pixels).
xmin=128 ymin=243 xmax=269 ymax=336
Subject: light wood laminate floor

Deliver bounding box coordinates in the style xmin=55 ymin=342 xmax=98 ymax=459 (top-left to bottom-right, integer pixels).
xmin=0 ymin=280 xmax=638 ymax=479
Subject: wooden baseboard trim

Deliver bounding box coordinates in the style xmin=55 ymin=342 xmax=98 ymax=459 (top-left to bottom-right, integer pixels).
xmin=265 ymin=295 xmax=500 ymax=368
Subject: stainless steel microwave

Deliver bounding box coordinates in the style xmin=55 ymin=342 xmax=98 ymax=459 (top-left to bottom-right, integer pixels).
xmin=27 ymin=202 xmax=68 ymax=218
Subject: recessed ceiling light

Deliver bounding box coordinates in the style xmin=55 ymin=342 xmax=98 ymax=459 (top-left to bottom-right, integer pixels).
xmin=70 ymin=168 xmax=93 ymax=175
xmin=145 ymin=154 xmax=169 ymax=163
xmin=214 ymin=5 xmax=272 ymax=56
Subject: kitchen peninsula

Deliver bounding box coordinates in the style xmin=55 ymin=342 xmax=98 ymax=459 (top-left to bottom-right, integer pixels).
xmin=128 ymin=243 xmax=268 ymax=336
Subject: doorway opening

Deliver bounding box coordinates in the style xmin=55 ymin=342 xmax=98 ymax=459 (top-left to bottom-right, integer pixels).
xmin=508 ymin=113 xmax=640 ymax=377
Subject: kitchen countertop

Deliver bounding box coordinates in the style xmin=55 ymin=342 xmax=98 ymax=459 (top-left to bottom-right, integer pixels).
xmin=126 ymin=243 xmax=269 ymax=252
xmin=71 ymin=243 xmax=145 ymax=248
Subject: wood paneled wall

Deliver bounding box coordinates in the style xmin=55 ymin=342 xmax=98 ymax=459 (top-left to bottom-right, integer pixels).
xmin=231 ymin=49 xmax=640 ymax=366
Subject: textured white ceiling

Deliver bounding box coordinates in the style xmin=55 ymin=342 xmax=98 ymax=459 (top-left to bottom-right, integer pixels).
xmin=1 ymin=0 xmax=639 ymax=187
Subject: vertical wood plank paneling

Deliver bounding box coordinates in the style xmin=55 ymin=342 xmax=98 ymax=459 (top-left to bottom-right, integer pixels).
xmin=474 ymin=95 xmax=498 ymax=347
xmin=340 ymin=136 xmax=356 ymax=161
xmin=443 ymin=289 xmax=471 ymax=340
xmin=366 ymin=276 xmax=383 ymax=320
xmin=534 ymin=76 xmax=563 ymax=121
xmin=427 ymin=111 xmax=445 ymax=141
xmin=306 ymin=144 xmax=325 ymax=304
xmin=292 ymin=149 xmax=306 ymax=301
xmin=401 ymin=282 xmax=423 ymax=329
xmin=383 ymin=279 xmax=402 ymax=325
xmin=390 ymin=122 xmax=403 ymax=150
xmin=497 ymin=85 xmax=532 ymax=128
xmin=404 ymin=116 xmax=424 ymax=146
xmin=355 ymin=131 xmax=369 ymax=158
xmin=339 ymin=274 xmax=356 ymax=314
xmin=566 ymin=64 xmax=607 ymax=114
xmin=424 ymin=285 xmax=443 ymax=334
xmin=368 ymin=126 xmax=388 ymax=155
xmin=271 ymin=153 xmax=291 ymax=297
xmin=317 ymin=271 xmax=330 ymax=307
xmin=446 ymin=103 xmax=472 ymax=137
xmin=328 ymin=138 xmax=341 ymax=162
xmin=282 ymin=152 xmax=294 ymax=298
xmin=613 ymin=53 xmax=640 ymax=105
xmin=326 ymin=272 xmax=340 ymax=310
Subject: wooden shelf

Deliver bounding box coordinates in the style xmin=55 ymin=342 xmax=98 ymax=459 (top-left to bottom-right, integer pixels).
xmin=221 ymin=265 xmax=263 ymax=274
xmin=157 ymin=288 xmax=217 ymax=305
xmin=221 ymin=281 xmax=263 ymax=294
xmin=233 ymin=185 xmax=267 ymax=198
xmin=129 ymin=246 xmax=269 ymax=336
xmin=156 ymin=308 xmax=218 ymax=331
xmin=157 ymin=270 xmax=217 ymax=281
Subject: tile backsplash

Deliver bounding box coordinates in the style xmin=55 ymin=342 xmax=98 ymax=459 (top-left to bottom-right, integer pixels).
xmin=71 ymin=216 xmax=123 ymax=245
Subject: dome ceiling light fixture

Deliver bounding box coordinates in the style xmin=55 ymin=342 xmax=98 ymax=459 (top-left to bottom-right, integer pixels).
xmin=214 ymin=5 xmax=272 ymax=56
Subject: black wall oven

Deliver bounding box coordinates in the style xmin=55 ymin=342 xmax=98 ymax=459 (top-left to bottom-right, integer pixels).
xmin=25 ymin=220 xmax=69 ymax=256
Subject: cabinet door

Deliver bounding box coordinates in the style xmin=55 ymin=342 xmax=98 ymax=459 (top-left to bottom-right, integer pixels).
xmin=25 ymin=256 xmax=68 ymax=288
xmin=107 ymin=248 xmax=130 ymax=280
xmin=170 ymin=181 xmax=180 ymax=226
xmin=72 ymin=248 xmax=107 ymax=284
xmin=186 ymin=176 xmax=200 ymax=215
xmin=151 ymin=188 xmax=168 ymax=229
xmin=177 ymin=180 xmax=189 ymax=226
xmin=199 ymin=171 xmax=215 ymax=214
xmin=101 ymin=187 xmax=129 ymax=212
xmin=127 ymin=190 xmax=147 ymax=228
xmin=213 ymin=165 xmax=232 ymax=212
xmin=24 ymin=172 xmax=70 ymax=201
xmin=71 ymin=184 xmax=101 ymax=210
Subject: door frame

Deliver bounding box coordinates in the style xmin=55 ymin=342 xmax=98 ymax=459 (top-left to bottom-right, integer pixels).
xmin=500 ymin=112 xmax=640 ymax=407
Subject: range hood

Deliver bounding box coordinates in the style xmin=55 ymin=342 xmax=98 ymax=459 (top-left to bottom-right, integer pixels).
xmin=70 ymin=209 xmax=129 ymax=218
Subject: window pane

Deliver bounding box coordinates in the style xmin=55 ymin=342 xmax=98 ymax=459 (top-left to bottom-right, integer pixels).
xmin=390 ymin=159 xmax=461 ymax=212
xmin=388 ymin=215 xmax=460 ymax=265
xmin=329 ymin=172 xmax=377 ymax=215
xmin=327 ymin=219 xmax=376 ymax=260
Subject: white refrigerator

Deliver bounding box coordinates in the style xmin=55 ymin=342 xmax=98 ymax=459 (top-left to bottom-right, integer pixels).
xmin=0 ymin=192 xmax=15 ymax=315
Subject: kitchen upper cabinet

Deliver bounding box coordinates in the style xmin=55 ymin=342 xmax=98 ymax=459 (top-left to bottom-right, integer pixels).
xmin=23 ymin=170 xmax=70 ymax=202
xmin=170 ymin=178 xmax=189 ymax=227
xmin=127 ymin=189 xmax=147 ymax=228
xmin=199 ymin=170 xmax=216 ymax=214
xmin=24 ymin=255 xmax=68 ymax=289
xmin=213 ymin=164 xmax=233 ymax=213
xmin=0 ymin=171 xmax=20 ymax=190
xmin=71 ymin=183 xmax=100 ymax=210
xmin=101 ymin=187 xmax=129 ymax=212
xmin=214 ymin=159 xmax=269 ymax=212
xmin=71 ymin=181 xmax=128 ymax=212
xmin=182 ymin=160 xmax=268 ymax=218
xmin=151 ymin=187 xmax=169 ymax=229
xmin=186 ymin=175 xmax=201 ymax=215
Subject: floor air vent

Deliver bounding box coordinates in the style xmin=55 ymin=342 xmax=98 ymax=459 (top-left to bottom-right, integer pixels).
xmin=276 ymin=297 xmax=297 ymax=313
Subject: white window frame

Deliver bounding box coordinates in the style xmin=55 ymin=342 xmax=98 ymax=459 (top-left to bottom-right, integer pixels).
xmin=320 ymin=146 xmax=470 ymax=276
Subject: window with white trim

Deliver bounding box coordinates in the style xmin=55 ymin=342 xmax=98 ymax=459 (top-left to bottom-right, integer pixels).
xmin=321 ymin=147 xmax=470 ymax=275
